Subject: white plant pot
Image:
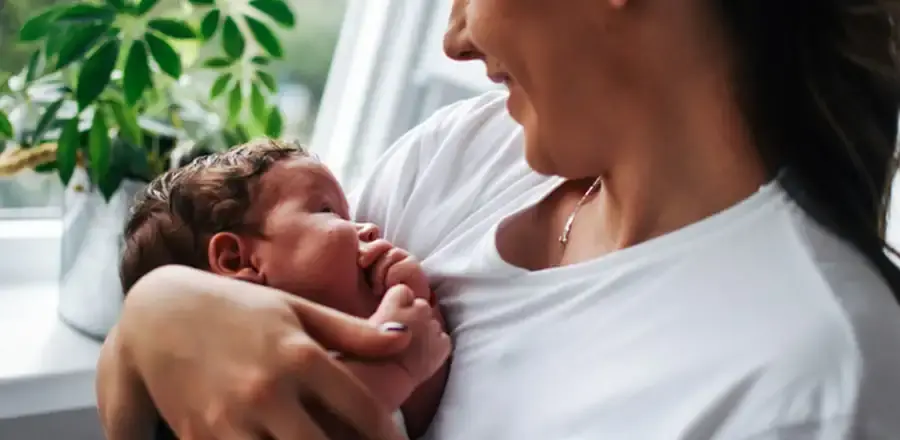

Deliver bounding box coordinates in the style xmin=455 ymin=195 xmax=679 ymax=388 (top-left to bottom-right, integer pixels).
xmin=58 ymin=173 xmax=144 ymax=340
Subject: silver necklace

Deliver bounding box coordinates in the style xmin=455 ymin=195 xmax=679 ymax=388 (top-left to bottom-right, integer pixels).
xmin=559 ymin=176 xmax=603 ymax=247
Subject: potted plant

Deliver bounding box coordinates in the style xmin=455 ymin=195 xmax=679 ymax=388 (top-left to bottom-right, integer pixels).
xmin=0 ymin=0 xmax=296 ymax=339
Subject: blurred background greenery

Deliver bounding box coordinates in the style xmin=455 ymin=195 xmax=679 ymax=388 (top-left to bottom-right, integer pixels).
xmin=0 ymin=0 xmax=347 ymax=210
xmin=0 ymin=0 xmax=346 ymax=128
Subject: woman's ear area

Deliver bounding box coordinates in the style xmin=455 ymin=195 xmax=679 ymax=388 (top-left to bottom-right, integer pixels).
xmin=207 ymin=232 xmax=265 ymax=284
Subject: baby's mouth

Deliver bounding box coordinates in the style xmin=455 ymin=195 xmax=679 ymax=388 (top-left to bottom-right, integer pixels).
xmin=360 ymin=265 xmax=376 ymax=293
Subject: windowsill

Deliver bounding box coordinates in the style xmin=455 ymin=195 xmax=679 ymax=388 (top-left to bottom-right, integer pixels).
xmin=0 ymin=218 xmax=61 ymax=286
xmin=0 ymin=282 xmax=101 ymax=420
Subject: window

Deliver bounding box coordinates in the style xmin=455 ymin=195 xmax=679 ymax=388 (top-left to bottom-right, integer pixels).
xmin=311 ymin=0 xmax=498 ymax=187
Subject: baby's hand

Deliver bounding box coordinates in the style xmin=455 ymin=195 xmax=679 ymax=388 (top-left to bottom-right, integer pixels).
xmin=369 ymin=285 xmax=450 ymax=384
xmin=359 ymin=238 xmax=430 ymax=302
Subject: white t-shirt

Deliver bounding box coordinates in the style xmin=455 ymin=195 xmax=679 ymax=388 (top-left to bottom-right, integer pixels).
xmin=349 ymin=91 xmax=900 ymax=440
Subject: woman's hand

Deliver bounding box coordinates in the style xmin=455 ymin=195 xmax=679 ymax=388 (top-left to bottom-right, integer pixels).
xmin=98 ymin=265 xmax=411 ymax=440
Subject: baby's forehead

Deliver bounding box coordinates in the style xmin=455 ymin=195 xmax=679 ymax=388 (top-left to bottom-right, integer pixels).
xmin=251 ymin=156 xmax=346 ymax=212
xmin=260 ymin=156 xmax=336 ymax=191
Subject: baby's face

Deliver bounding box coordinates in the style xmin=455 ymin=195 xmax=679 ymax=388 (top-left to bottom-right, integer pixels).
xmin=249 ymin=157 xmax=379 ymax=317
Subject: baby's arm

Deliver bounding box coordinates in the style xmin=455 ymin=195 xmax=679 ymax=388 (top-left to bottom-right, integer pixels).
xmin=359 ymin=239 xmax=451 ymax=437
xmin=341 ymin=286 xmax=449 ymax=412
xmin=342 ymin=362 xmax=416 ymax=412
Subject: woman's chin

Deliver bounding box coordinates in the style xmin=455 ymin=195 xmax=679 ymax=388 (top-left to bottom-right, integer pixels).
xmin=505 ymin=95 xmax=521 ymax=123
xmin=522 ymin=141 xmax=557 ymax=176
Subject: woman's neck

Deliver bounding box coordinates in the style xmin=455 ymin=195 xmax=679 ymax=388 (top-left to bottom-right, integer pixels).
xmin=588 ymin=73 xmax=768 ymax=250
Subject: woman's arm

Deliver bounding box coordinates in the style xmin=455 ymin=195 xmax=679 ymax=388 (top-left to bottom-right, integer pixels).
xmin=96 ymin=326 xmax=158 ymax=440
xmin=97 ymin=265 xmax=411 ymax=440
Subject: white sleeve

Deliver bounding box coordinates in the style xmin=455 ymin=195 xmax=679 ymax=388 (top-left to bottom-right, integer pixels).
xmin=710 ymin=351 xmax=899 ymax=440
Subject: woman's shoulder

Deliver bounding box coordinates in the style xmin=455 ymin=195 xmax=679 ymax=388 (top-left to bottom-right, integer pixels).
xmin=717 ymin=197 xmax=900 ymax=437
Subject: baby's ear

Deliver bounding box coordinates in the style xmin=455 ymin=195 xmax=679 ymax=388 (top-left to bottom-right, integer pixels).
xmin=207 ymin=232 xmax=263 ymax=283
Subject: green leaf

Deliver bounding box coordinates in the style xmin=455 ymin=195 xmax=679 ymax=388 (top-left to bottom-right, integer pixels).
xmin=249 ymin=0 xmax=295 ymax=27
xmin=265 ymin=107 xmax=283 ymax=138
xmin=251 ymin=56 xmax=269 ymax=66
xmin=250 ymin=83 xmax=267 ymax=126
xmin=57 ymin=4 xmax=116 ymax=24
xmin=0 ymin=112 xmax=13 ymax=139
xmin=57 ymin=118 xmax=80 ymax=185
xmin=56 ymin=24 xmax=110 ymax=70
xmin=118 ymin=139 xmax=152 ymax=181
xmin=105 ymin=0 xmax=128 ymax=12
xmin=97 ymin=159 xmax=123 ymax=200
xmin=245 ymin=16 xmax=282 ymax=58
xmin=148 ymin=19 xmax=197 ymax=39
xmin=89 ymin=108 xmax=111 ymax=184
xmin=44 ymin=30 xmax=63 ymax=57
xmin=210 ymin=73 xmax=232 ymax=99
xmin=123 ymin=41 xmax=152 ymax=106
xmin=256 ymin=70 xmax=277 ymax=92
xmin=19 ymin=8 xmax=61 ymax=42
xmin=222 ymin=129 xmax=243 ymax=147
xmin=203 ymin=57 xmax=235 ymax=68
xmin=34 ymin=161 xmax=59 ymax=173
xmin=228 ymin=85 xmax=242 ymax=122
xmin=221 ymin=17 xmax=245 ymax=59
xmin=145 ymin=32 xmax=182 ymax=79
xmin=32 ymin=99 xmax=66 ymax=145
xmin=189 ymin=0 xmax=215 ymax=5
xmin=109 ymin=100 xmax=142 ymax=147
xmin=235 ymin=124 xmax=251 ymax=143
xmin=25 ymin=51 xmax=42 ymax=84
xmin=200 ymin=9 xmax=221 ymax=40
xmin=136 ymin=0 xmax=160 ymax=15
xmin=76 ymin=39 xmax=120 ymax=110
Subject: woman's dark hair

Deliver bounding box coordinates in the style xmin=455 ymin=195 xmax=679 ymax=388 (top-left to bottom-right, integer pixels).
xmin=718 ymin=1 xmax=900 ymax=302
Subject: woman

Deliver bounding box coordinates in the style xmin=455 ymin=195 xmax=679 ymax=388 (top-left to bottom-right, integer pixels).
xmin=98 ymin=0 xmax=900 ymax=438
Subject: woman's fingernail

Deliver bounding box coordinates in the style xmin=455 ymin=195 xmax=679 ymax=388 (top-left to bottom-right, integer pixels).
xmin=379 ymin=322 xmax=408 ymax=333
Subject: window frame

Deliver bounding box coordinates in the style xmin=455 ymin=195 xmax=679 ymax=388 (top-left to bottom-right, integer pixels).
xmin=313 ymin=0 xmax=496 ymax=187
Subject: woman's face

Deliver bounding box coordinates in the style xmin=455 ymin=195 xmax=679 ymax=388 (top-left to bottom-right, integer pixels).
xmin=442 ymin=0 xmax=714 ymax=179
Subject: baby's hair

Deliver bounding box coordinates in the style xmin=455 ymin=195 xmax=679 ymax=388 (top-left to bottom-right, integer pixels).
xmin=120 ymin=138 xmax=310 ymax=292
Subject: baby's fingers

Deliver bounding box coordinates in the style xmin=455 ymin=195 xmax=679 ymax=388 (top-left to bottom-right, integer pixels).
xmin=358 ymin=239 xmax=394 ymax=269
xmin=371 ymin=248 xmax=409 ymax=298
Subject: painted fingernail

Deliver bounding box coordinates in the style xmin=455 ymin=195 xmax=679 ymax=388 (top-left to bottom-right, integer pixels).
xmin=379 ymin=322 xmax=408 ymax=333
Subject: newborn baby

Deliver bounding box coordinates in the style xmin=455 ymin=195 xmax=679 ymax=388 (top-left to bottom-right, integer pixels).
xmin=120 ymin=139 xmax=450 ymax=438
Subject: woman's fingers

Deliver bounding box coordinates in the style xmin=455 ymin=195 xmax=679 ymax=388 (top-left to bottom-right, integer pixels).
xmin=284 ymin=295 xmax=411 ymax=358
xmin=280 ymin=334 xmax=405 ymax=440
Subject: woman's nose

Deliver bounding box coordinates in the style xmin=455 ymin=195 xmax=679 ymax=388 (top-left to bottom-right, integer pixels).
xmin=443 ymin=0 xmax=481 ymax=61
xmin=356 ymin=223 xmax=381 ymax=242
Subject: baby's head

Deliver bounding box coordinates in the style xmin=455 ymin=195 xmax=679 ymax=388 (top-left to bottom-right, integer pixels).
xmin=121 ymin=139 xmax=380 ymax=317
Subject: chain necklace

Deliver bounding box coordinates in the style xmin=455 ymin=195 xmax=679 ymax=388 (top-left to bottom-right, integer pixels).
xmin=558 ymin=176 xmax=603 ymax=248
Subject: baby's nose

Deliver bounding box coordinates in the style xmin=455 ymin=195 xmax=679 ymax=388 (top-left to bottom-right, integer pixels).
xmin=356 ymin=223 xmax=381 ymax=242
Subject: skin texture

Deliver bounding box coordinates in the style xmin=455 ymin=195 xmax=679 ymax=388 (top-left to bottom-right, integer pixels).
xmin=98 ymin=0 xmax=779 ymax=438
